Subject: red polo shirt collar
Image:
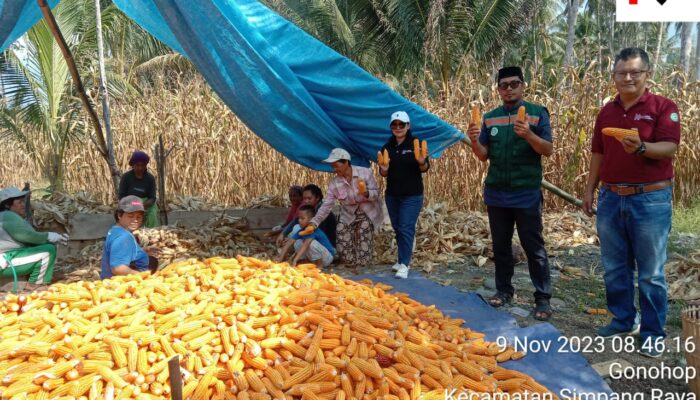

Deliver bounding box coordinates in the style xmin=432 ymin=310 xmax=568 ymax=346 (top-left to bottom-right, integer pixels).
xmin=612 ymin=89 xmax=651 ymax=107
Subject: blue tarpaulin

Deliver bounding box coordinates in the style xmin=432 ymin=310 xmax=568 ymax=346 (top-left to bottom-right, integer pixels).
xmin=353 ymin=272 xmax=614 ymax=396
xmin=0 ymin=0 xmax=464 ymax=170
xmin=0 ymin=0 xmax=59 ymax=51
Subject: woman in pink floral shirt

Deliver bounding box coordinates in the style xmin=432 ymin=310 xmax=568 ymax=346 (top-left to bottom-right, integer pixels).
xmin=311 ymin=148 xmax=383 ymax=268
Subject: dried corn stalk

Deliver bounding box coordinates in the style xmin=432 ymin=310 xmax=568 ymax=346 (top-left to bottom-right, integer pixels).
xmin=374 ymin=203 xmax=598 ymax=272
xmin=666 ymin=249 xmax=700 ymax=301
xmin=32 ymin=192 xmax=112 ymax=230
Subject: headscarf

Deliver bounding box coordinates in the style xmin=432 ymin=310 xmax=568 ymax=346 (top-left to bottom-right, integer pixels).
xmin=129 ymin=151 xmax=150 ymax=166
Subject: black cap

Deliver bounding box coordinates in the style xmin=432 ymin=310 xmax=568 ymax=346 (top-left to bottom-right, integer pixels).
xmin=497 ymin=66 xmax=524 ymax=82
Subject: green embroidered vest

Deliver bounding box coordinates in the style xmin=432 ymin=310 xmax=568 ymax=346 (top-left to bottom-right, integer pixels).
xmin=483 ymin=101 xmax=545 ymax=190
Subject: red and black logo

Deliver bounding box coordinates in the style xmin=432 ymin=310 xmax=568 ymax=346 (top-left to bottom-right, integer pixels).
xmin=629 ymin=0 xmax=667 ymax=4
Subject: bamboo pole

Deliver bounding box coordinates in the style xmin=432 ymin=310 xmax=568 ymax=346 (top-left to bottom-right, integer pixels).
xmin=459 ymin=138 xmax=596 ymax=213
xmin=37 ymin=0 xmax=121 ymax=199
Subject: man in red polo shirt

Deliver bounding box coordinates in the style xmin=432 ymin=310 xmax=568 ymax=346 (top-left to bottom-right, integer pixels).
xmin=583 ymin=48 xmax=681 ymax=357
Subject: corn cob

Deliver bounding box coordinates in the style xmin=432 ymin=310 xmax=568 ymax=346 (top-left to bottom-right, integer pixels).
xmin=294 ymin=224 xmax=314 ymax=237
xmin=471 ymin=105 xmax=481 ymax=126
xmin=0 ymin=256 xmax=553 ymax=400
xmin=245 ymin=369 xmax=267 ymax=393
xmin=517 ymin=105 xmax=527 ymax=122
xmin=377 ymin=151 xmax=385 ymax=167
xmin=97 ymin=366 xmax=128 ymax=389
xmin=413 ymin=139 xmax=421 ymax=161
xmin=357 ymin=179 xmax=367 ymax=196
xmin=283 ymin=364 xmax=314 ymax=389
xmin=602 ymin=127 xmax=639 ymax=142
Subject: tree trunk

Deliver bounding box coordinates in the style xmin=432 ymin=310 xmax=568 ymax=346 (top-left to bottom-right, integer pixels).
xmin=0 ymin=54 xmax=5 ymax=102
xmin=609 ymin=11 xmax=615 ymax=66
xmin=95 ymin=0 xmax=120 ymax=198
xmin=563 ymin=0 xmax=579 ymax=67
xmin=37 ymin=0 xmax=121 ymax=199
xmin=597 ymin=0 xmax=603 ymax=74
xmin=695 ymin=22 xmax=700 ymax=80
xmin=440 ymin=49 xmax=450 ymax=99
xmin=680 ymin=22 xmax=692 ymax=75
xmin=653 ymin=22 xmax=665 ymax=78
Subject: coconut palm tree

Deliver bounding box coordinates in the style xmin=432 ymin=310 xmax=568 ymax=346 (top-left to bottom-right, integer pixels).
xmin=0 ymin=0 xmax=88 ymax=192
xmin=679 ymin=22 xmax=693 ymax=75
xmin=264 ymin=0 xmax=545 ymax=96
xmin=0 ymin=0 xmax=179 ymax=193
xmin=563 ymin=0 xmax=579 ymax=67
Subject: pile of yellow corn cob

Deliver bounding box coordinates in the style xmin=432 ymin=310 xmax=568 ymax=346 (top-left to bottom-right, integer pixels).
xmin=0 ymin=256 xmax=555 ymax=400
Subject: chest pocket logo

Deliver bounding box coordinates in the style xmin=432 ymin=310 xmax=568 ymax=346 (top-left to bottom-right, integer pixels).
xmin=490 ymin=127 xmax=499 ymax=136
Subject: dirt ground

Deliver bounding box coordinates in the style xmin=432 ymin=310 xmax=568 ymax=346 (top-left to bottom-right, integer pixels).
xmin=328 ymin=236 xmax=697 ymax=396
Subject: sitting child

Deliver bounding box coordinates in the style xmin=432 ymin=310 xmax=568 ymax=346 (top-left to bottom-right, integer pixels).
xmin=275 ymin=205 xmax=335 ymax=268
xmin=265 ymin=185 xmax=303 ymax=238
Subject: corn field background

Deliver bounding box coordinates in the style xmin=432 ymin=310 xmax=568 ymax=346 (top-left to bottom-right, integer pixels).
xmin=1 ymin=68 xmax=699 ymax=211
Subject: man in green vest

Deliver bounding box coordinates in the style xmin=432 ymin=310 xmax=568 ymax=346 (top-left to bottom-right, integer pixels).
xmin=467 ymin=66 xmax=554 ymax=321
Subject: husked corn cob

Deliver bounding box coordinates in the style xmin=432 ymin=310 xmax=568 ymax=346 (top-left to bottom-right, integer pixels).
xmin=517 ymin=105 xmax=527 ymax=122
xmin=377 ymin=149 xmax=390 ymax=167
xmin=602 ymin=127 xmax=640 ymax=142
xmin=413 ymin=138 xmax=421 ymax=159
xmin=357 ymin=179 xmax=367 ymax=195
xmin=0 ymin=256 xmax=553 ymax=399
xmin=471 ymin=105 xmax=481 ymax=127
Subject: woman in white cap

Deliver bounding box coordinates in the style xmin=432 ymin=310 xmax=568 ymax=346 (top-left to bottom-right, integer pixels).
xmin=378 ymin=111 xmax=430 ymax=279
xmin=310 ymin=148 xmax=383 ymax=270
xmin=101 ymin=196 xmax=160 ymax=279
xmin=0 ymin=187 xmax=68 ymax=291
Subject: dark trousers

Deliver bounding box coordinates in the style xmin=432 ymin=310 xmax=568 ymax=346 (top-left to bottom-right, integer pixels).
xmin=487 ymin=204 xmax=551 ymax=301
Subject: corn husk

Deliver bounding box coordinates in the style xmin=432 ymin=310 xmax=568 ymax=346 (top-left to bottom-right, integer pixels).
xmin=58 ymin=216 xmax=275 ymax=282
xmin=374 ymin=202 xmax=597 ymax=273
xmin=667 ymin=249 xmax=700 ymax=301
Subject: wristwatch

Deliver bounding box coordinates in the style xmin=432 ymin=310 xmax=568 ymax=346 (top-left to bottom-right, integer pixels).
xmin=634 ymin=141 xmax=646 ymax=155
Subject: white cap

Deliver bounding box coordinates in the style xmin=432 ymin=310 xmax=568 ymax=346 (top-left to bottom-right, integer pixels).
xmin=322 ymin=148 xmax=352 ymax=163
xmin=0 ymin=187 xmax=29 ymax=204
xmin=390 ymin=111 xmax=410 ymax=124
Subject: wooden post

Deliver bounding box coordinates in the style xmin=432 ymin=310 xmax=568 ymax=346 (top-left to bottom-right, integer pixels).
xmin=94 ymin=0 xmax=117 ymax=179
xmin=154 ymin=135 xmax=174 ymax=225
xmin=167 ymin=356 xmax=183 ymax=400
xmin=22 ymin=182 xmax=33 ymax=224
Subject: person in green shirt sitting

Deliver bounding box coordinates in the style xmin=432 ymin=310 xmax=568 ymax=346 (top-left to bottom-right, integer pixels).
xmin=119 ymin=150 xmax=159 ymax=228
xmin=0 ymin=187 xmax=68 ymax=292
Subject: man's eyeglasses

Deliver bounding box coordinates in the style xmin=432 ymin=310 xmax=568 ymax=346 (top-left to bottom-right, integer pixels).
xmin=613 ymin=70 xmax=648 ymax=80
xmin=497 ymin=81 xmax=522 ymax=90
xmin=390 ymin=122 xmax=407 ymax=129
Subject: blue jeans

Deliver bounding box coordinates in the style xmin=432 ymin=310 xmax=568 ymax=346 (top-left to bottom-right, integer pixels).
xmin=385 ymin=195 xmax=423 ymax=266
xmin=597 ymin=186 xmax=672 ymax=341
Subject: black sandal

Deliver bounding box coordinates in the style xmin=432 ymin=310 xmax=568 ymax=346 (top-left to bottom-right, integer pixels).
xmin=487 ymin=291 xmax=513 ymax=308
xmin=533 ymin=299 xmax=553 ymax=321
